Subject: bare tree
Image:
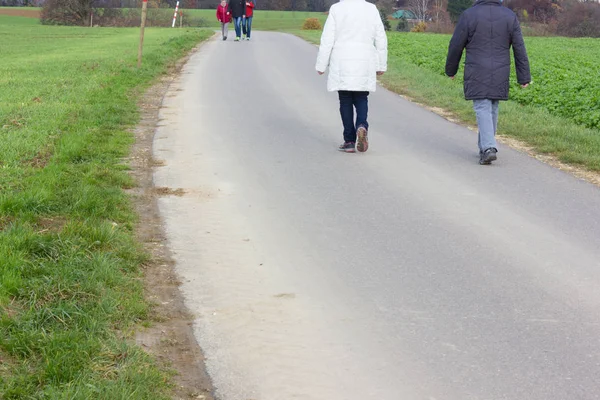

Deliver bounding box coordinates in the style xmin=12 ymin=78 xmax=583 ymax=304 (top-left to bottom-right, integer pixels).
xmin=40 ymin=0 xmax=94 ymax=25
xmin=431 ymin=0 xmax=446 ymax=21
xmin=408 ymin=0 xmax=430 ymax=22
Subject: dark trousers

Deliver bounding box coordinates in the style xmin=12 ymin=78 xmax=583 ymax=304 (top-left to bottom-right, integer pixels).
xmin=338 ymin=90 xmax=369 ymax=143
xmin=242 ymin=16 xmax=253 ymax=37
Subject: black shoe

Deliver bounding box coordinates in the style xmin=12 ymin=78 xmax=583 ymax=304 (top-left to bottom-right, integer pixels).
xmin=479 ymin=148 xmax=497 ymax=165
xmin=223 ymin=36 xmax=227 ymax=41
xmin=338 ymin=142 xmax=356 ymax=153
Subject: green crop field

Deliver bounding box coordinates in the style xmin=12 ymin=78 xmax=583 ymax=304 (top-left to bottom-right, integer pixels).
xmin=0 ymin=15 xmax=212 ymax=398
xmin=387 ymin=33 xmax=600 ymax=130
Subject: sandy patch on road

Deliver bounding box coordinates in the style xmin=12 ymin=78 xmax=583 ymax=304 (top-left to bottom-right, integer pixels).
xmin=127 ymin=43 xmax=216 ymax=400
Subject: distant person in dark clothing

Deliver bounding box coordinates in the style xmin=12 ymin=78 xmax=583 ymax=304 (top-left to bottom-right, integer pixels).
xmin=229 ymin=0 xmax=245 ymax=41
xmin=446 ymin=0 xmax=531 ymax=165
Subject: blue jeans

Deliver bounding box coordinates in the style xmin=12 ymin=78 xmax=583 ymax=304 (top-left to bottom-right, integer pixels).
xmin=234 ymin=17 xmax=243 ymax=38
xmin=473 ymin=99 xmax=499 ymax=152
xmin=339 ymin=91 xmax=369 ymax=143
xmin=242 ymin=16 xmax=253 ymax=38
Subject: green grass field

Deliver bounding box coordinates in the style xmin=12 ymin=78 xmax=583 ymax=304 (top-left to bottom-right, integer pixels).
xmin=0 ymin=15 xmax=212 ymax=398
xmin=0 ymin=6 xmax=327 ymax=30
xmin=182 ymin=9 xmax=327 ymax=30
xmin=297 ymin=30 xmax=600 ymax=170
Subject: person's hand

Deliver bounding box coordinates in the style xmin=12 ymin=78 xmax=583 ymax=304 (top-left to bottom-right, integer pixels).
xmin=243 ymin=14 xmax=246 ymax=17
xmin=376 ymin=71 xmax=385 ymax=76
xmin=317 ymin=71 xmax=324 ymax=75
xmin=227 ymin=11 xmax=230 ymax=14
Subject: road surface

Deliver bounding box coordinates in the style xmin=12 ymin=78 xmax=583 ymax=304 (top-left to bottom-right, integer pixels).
xmin=153 ymin=32 xmax=600 ymax=400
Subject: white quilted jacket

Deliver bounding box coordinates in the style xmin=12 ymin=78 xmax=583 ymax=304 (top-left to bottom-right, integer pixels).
xmin=315 ymin=0 xmax=388 ymax=92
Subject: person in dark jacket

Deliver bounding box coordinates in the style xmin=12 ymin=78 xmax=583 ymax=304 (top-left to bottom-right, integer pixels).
xmin=446 ymin=0 xmax=531 ymax=165
xmin=229 ymin=0 xmax=245 ymax=41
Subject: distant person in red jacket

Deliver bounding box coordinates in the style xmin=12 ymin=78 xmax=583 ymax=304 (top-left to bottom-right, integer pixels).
xmin=216 ymin=0 xmax=231 ymax=41
xmin=242 ymin=0 xmax=255 ymax=40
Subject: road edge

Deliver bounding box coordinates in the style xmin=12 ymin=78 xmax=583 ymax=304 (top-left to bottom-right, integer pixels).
xmin=128 ymin=37 xmax=217 ymax=400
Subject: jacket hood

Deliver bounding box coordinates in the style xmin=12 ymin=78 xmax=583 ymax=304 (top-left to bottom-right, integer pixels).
xmin=475 ymin=0 xmax=502 ymax=5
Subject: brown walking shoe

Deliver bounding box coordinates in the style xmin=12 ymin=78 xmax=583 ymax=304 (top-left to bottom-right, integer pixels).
xmin=356 ymin=126 xmax=369 ymax=153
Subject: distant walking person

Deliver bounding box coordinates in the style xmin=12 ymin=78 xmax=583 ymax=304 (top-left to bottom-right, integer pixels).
xmin=446 ymin=0 xmax=531 ymax=165
xmin=242 ymin=0 xmax=255 ymax=40
xmin=315 ymin=0 xmax=388 ymax=153
xmin=216 ymin=0 xmax=231 ymax=41
xmin=229 ymin=0 xmax=245 ymax=41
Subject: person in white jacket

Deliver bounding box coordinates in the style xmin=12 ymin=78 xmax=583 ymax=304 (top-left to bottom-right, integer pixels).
xmin=316 ymin=0 xmax=388 ymax=153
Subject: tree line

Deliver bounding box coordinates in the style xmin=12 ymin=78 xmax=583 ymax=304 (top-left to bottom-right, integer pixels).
xmin=393 ymin=0 xmax=600 ymax=36
xmin=4 ymin=0 xmax=594 ymax=37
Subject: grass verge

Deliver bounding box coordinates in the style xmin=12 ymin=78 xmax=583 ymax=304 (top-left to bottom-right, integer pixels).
xmin=0 ymin=15 xmax=213 ymax=398
xmin=293 ymin=30 xmax=600 ymax=172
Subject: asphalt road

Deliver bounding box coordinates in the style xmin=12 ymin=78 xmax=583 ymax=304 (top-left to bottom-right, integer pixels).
xmin=153 ymin=32 xmax=600 ymax=400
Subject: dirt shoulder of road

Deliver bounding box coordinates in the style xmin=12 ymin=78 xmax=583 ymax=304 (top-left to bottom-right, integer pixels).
xmin=128 ymin=43 xmax=215 ymax=400
xmin=0 ymin=8 xmax=40 ymax=18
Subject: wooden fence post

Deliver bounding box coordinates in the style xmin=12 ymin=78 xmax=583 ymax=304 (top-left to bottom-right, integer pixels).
xmin=137 ymin=0 xmax=148 ymax=68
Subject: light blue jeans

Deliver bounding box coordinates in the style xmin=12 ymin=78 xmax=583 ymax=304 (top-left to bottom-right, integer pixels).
xmin=473 ymin=99 xmax=499 ymax=153
xmin=234 ymin=17 xmax=243 ymax=38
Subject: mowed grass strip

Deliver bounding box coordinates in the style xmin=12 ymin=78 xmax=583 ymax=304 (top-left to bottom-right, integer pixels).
xmin=0 ymin=15 xmax=212 ymax=398
xmin=295 ymin=30 xmax=600 ymax=171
